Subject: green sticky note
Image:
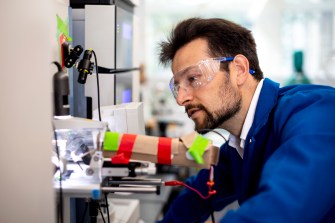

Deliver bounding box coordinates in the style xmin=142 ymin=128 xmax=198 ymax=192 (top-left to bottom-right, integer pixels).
xmin=104 ymin=132 xmax=119 ymax=151
xmin=188 ymin=135 xmax=210 ymax=164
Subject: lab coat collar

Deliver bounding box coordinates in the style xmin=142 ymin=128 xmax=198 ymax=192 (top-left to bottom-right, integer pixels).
xmin=228 ymin=79 xmax=264 ymax=158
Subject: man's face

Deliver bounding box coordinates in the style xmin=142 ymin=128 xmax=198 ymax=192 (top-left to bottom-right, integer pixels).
xmin=171 ymin=38 xmax=242 ymax=133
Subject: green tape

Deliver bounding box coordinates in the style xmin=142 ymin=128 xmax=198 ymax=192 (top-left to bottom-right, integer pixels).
xmin=104 ymin=132 xmax=119 ymax=151
xmin=188 ymin=135 xmax=210 ymax=164
xmin=56 ymin=14 xmax=72 ymax=41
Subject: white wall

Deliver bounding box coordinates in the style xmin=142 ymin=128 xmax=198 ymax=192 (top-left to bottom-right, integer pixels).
xmin=0 ymin=0 xmax=68 ymax=222
xmin=252 ymin=0 xmax=285 ymax=82
xmin=253 ymin=0 xmax=335 ymax=85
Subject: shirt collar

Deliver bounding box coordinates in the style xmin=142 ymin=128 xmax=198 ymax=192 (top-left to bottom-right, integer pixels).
xmin=228 ymin=79 xmax=264 ymax=158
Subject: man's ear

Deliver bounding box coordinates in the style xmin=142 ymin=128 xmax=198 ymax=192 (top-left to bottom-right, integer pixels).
xmin=233 ymin=54 xmax=250 ymax=86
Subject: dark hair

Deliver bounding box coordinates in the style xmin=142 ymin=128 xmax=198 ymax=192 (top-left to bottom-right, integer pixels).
xmin=159 ymin=17 xmax=263 ymax=80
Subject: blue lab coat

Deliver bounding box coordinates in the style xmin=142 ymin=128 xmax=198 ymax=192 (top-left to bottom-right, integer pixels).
xmin=158 ymin=78 xmax=335 ymax=223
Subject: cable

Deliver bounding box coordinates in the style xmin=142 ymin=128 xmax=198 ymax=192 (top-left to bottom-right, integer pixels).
xmin=92 ymin=50 xmax=102 ymax=121
xmin=165 ymin=180 xmax=216 ymax=199
xmin=98 ymin=203 xmax=106 ymax=223
xmin=105 ymin=193 xmax=110 ymax=223
xmin=209 ymin=165 xmax=216 ymax=223
xmin=164 ymin=165 xmax=217 ymax=223
xmin=97 ymin=66 xmax=140 ymax=74
xmin=80 ymin=201 xmax=88 ymax=223
xmin=211 ymin=129 xmax=227 ymax=142
xmin=53 ymin=61 xmax=62 ymax=71
xmin=195 ymin=129 xmax=226 ymax=221
xmin=52 ymin=123 xmax=64 ymax=223
xmin=199 ymin=128 xmax=227 ymax=142
xmin=210 ymin=212 xmax=215 ymax=223
xmin=113 ymin=74 xmax=116 ymax=105
xmin=164 ymin=166 xmax=216 ymax=200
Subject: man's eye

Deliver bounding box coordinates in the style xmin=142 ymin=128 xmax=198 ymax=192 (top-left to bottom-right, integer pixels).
xmin=187 ymin=74 xmax=201 ymax=83
xmin=188 ymin=76 xmax=197 ymax=82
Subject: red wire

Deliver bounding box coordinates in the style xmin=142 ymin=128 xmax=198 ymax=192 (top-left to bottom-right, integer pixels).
xmin=164 ymin=180 xmax=216 ymax=199
xmin=164 ymin=165 xmax=216 ymax=200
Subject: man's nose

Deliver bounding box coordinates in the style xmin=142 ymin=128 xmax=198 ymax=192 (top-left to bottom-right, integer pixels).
xmin=176 ymin=86 xmax=193 ymax=105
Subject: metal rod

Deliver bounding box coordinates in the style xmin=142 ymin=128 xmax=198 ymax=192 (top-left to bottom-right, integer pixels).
xmin=101 ymin=186 xmax=158 ymax=193
xmin=105 ymin=180 xmax=163 ymax=186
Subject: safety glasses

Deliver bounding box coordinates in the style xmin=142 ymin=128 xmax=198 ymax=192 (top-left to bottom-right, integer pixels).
xmin=169 ymin=57 xmax=255 ymax=98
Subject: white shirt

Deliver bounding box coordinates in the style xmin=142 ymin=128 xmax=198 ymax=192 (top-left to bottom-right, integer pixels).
xmin=228 ymin=79 xmax=264 ymax=158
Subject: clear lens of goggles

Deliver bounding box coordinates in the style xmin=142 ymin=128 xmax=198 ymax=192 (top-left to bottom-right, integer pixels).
xmin=169 ymin=58 xmax=224 ymax=98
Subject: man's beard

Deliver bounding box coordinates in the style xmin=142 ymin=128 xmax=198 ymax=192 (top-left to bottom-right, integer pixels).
xmin=186 ymin=82 xmax=242 ymax=134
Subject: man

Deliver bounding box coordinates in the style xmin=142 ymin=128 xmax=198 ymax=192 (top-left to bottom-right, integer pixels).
xmin=157 ymin=17 xmax=335 ymax=223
